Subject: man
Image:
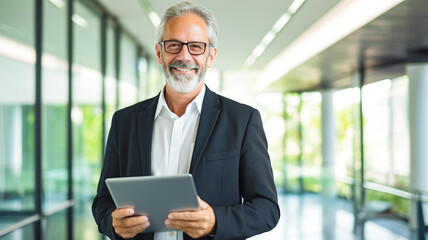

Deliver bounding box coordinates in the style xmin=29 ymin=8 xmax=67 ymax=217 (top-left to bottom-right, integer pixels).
xmin=92 ymin=1 xmax=280 ymax=239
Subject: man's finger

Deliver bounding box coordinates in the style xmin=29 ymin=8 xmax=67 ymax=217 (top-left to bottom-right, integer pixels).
xmin=112 ymin=208 xmax=134 ymax=219
xmin=165 ymin=218 xmax=208 ymax=230
xmin=113 ymin=215 xmax=149 ymax=228
xmin=197 ymin=196 xmax=210 ymax=209
xmin=168 ymin=210 xmax=207 ymax=221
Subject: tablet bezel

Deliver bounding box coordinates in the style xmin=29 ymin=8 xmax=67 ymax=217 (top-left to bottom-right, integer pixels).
xmin=105 ymin=174 xmax=200 ymax=233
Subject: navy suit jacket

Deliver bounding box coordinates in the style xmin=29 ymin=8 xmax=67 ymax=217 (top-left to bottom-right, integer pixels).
xmin=92 ymin=86 xmax=280 ymax=240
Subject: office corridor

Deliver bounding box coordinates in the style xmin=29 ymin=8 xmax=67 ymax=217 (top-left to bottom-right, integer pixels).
xmin=250 ymin=193 xmax=423 ymax=240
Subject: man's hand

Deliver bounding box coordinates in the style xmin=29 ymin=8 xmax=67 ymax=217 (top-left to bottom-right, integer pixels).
xmin=111 ymin=208 xmax=150 ymax=239
xmin=165 ymin=197 xmax=216 ymax=238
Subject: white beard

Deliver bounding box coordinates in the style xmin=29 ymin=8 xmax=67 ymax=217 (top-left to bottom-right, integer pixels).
xmin=161 ymin=52 xmax=209 ymax=93
xmin=165 ymin=69 xmax=203 ymax=93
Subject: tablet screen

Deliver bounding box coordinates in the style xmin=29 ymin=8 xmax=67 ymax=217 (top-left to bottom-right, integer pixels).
xmin=106 ymin=174 xmax=200 ymax=233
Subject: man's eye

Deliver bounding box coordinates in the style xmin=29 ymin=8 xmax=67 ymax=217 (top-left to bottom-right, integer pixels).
xmin=168 ymin=43 xmax=180 ymax=48
xmin=189 ymin=44 xmax=203 ymax=49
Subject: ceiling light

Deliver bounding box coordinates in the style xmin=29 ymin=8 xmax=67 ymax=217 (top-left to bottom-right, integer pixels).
xmin=244 ymin=3 xmax=300 ymax=68
xmin=288 ymin=0 xmax=306 ymax=14
xmin=244 ymin=56 xmax=256 ymax=67
xmin=259 ymin=0 xmax=404 ymax=91
xmin=272 ymin=13 xmax=291 ymax=33
xmin=137 ymin=0 xmax=161 ymax=29
xmin=0 ymin=35 xmax=35 ymax=64
xmin=252 ymin=44 xmax=267 ymax=59
xmin=48 ymin=0 xmax=64 ymax=9
xmin=148 ymin=11 xmax=161 ymax=28
xmin=72 ymin=14 xmax=88 ymax=28
xmin=261 ymin=31 xmax=276 ymax=46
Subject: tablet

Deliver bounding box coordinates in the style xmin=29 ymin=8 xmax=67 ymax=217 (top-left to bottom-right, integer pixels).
xmin=105 ymin=174 xmax=200 ymax=233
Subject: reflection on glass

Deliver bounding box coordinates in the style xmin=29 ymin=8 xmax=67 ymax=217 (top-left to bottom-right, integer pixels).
xmin=0 ymin=222 xmax=35 ymax=240
xmin=42 ymin=0 xmax=68 ymax=212
xmin=300 ymin=92 xmax=322 ymax=193
xmin=119 ymin=34 xmax=138 ymax=108
xmin=105 ymin=20 xmax=117 ymax=136
xmin=362 ymin=77 xmax=410 ymax=215
xmin=282 ymin=92 xmax=322 ymax=193
xmin=138 ymin=56 xmax=148 ymax=100
xmin=0 ymin=0 xmax=36 ymax=212
xmin=72 ymin=1 xmax=103 ymax=239
xmin=334 ymin=87 xmax=360 ymax=199
xmin=45 ymin=211 xmax=67 ymax=240
xmin=283 ymin=93 xmax=302 ymax=192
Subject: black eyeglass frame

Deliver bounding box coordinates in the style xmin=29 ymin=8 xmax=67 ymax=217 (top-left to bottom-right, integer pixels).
xmin=159 ymin=40 xmax=213 ymax=55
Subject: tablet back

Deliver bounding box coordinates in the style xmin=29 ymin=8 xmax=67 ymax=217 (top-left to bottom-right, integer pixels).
xmin=105 ymin=174 xmax=200 ymax=233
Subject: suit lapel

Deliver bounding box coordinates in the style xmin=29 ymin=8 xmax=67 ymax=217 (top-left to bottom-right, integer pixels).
xmin=137 ymin=95 xmax=159 ymax=176
xmin=189 ymin=87 xmax=220 ymax=173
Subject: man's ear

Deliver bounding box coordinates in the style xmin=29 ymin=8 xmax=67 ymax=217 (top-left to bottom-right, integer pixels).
xmin=207 ymin=47 xmax=217 ymax=68
xmin=155 ymin=43 xmax=162 ymax=64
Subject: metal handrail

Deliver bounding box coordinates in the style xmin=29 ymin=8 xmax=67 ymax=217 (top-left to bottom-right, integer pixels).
xmin=0 ymin=214 xmax=40 ymax=237
xmin=363 ymin=181 xmax=413 ymax=200
xmin=0 ymin=200 xmax=75 ymax=238
xmin=337 ymin=177 xmax=428 ymax=203
xmin=43 ymin=200 xmax=75 ymax=216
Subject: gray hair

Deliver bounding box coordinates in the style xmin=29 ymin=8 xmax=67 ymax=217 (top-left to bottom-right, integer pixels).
xmin=156 ymin=1 xmax=218 ymax=47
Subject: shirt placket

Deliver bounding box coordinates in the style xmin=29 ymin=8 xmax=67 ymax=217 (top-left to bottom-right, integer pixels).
xmin=167 ymin=115 xmax=184 ymax=176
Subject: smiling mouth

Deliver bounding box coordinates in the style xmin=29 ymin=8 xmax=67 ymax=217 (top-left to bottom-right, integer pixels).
xmin=170 ymin=67 xmax=198 ymax=74
xmin=169 ymin=61 xmax=199 ymax=74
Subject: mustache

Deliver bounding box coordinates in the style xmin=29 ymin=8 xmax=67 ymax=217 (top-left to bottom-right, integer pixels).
xmin=168 ymin=61 xmax=199 ymax=71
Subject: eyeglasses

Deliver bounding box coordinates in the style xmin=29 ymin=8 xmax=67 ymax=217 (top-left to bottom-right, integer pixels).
xmin=160 ymin=40 xmax=213 ymax=55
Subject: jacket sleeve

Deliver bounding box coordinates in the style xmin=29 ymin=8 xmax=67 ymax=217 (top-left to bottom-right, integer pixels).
xmin=212 ymin=109 xmax=280 ymax=239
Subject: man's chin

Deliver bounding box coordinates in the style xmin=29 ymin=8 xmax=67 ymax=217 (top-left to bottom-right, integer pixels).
xmin=167 ymin=77 xmax=200 ymax=93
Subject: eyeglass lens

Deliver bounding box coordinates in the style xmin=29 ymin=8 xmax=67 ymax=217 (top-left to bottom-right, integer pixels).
xmin=164 ymin=41 xmax=206 ymax=55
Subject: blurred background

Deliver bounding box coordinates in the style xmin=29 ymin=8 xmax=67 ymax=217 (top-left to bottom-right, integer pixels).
xmin=1 ymin=0 xmax=428 ymax=239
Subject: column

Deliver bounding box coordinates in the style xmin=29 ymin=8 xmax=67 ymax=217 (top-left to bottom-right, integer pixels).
xmin=407 ymin=50 xmax=428 ymax=229
xmin=321 ymin=89 xmax=337 ymax=239
xmin=321 ymin=89 xmax=336 ymax=197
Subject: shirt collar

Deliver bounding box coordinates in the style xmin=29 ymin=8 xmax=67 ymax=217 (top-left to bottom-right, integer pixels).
xmin=154 ymin=84 xmax=206 ymax=119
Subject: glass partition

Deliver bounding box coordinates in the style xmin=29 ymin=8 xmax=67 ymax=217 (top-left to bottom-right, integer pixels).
xmin=0 ymin=0 xmax=36 ymax=213
xmin=105 ymin=20 xmax=117 ymax=136
xmin=334 ymin=87 xmax=360 ymax=199
xmin=283 ymin=93 xmax=302 ymax=192
xmin=119 ymin=34 xmax=138 ymax=108
xmin=362 ymin=76 xmax=410 ymax=214
xmin=42 ymin=0 xmax=69 ymax=213
xmin=72 ymin=1 xmax=103 ymax=239
xmin=300 ymin=92 xmax=322 ymax=193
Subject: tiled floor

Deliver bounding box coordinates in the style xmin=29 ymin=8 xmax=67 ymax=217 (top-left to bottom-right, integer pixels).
xmin=249 ymin=193 xmax=426 ymax=240
xmin=1 ymin=193 xmax=426 ymax=239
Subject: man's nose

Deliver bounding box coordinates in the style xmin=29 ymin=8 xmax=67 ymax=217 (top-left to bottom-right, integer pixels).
xmin=177 ymin=44 xmax=193 ymax=59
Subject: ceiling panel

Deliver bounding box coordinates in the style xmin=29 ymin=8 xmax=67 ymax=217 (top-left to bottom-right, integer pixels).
xmin=98 ymin=0 xmax=336 ymax=71
xmin=265 ymin=0 xmax=428 ymax=92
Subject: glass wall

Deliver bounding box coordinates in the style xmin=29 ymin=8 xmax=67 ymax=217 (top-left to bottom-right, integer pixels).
xmin=119 ymin=34 xmax=138 ymax=108
xmin=282 ymin=92 xmax=322 ymax=193
xmin=300 ymin=92 xmax=322 ymax=193
xmin=279 ymin=74 xmax=411 ymax=217
xmin=0 ymin=0 xmax=36 ymax=214
xmin=334 ymin=87 xmax=360 ymax=199
xmin=362 ymin=76 xmax=410 ymax=214
xmin=72 ymin=1 xmax=103 ymax=239
xmin=42 ymin=0 xmax=69 ymax=238
xmin=283 ymin=93 xmax=302 ymax=192
xmin=0 ymin=0 xmax=151 ymax=239
xmin=105 ymin=20 xmax=117 ymax=136
xmin=42 ymin=0 xmax=68 ymax=211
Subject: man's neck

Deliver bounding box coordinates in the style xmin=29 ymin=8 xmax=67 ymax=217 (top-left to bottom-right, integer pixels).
xmin=164 ymin=83 xmax=204 ymax=117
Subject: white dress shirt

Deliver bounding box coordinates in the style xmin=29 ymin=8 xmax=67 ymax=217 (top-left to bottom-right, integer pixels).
xmin=151 ymin=86 xmax=205 ymax=240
